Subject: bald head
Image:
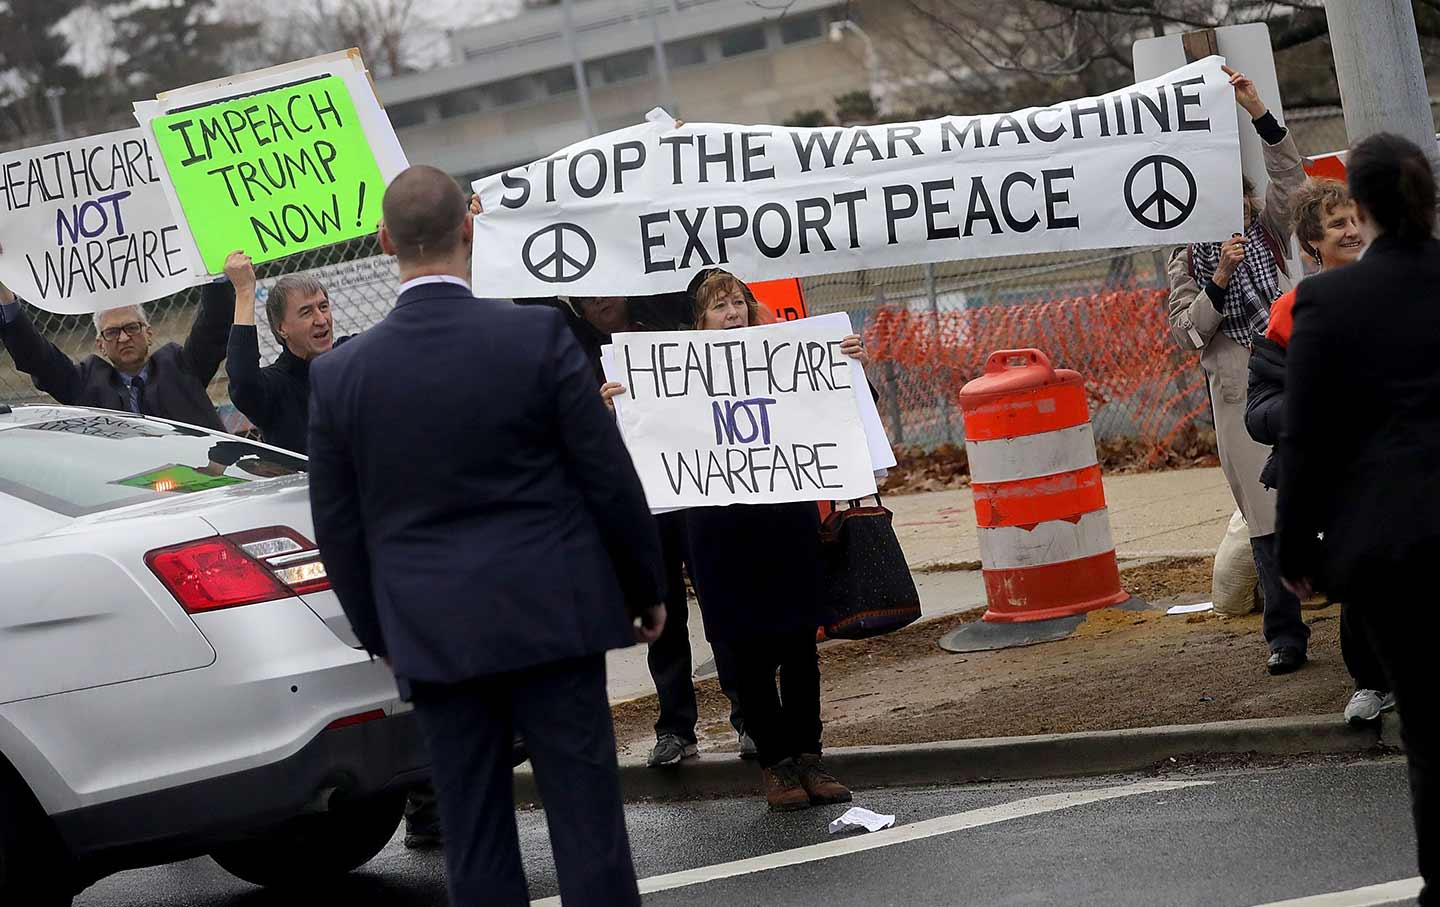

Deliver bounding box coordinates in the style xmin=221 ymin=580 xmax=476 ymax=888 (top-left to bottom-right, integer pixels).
xmin=380 ymin=165 xmax=469 ymax=266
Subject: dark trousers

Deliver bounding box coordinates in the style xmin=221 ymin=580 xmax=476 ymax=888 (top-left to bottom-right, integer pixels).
xmin=1340 ymin=602 xmax=1390 ymax=693
xmin=729 ymin=630 xmax=822 ymax=768
xmin=648 ymin=512 xmax=744 ymax=741
xmin=1352 ymin=600 xmax=1438 ymax=905
xmin=410 ymin=655 xmax=639 ymax=907
xmin=1251 ymin=533 xmax=1310 ymax=654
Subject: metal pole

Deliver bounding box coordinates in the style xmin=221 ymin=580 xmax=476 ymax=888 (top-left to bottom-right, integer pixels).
xmin=648 ymin=0 xmax=675 ymax=113
xmin=44 ymin=88 xmax=67 ymax=141
xmin=562 ymin=0 xmax=598 ymax=136
xmin=1323 ymin=0 xmax=1440 ymax=179
xmin=925 ymin=262 xmax=956 ymax=444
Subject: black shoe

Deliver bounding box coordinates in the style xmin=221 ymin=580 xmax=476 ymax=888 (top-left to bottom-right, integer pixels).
xmin=1267 ymin=647 xmax=1307 ymax=675
xmin=512 ymin=734 xmax=529 ymax=767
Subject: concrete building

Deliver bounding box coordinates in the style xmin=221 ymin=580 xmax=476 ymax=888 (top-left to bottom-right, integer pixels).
xmin=374 ymin=0 xmax=872 ymax=184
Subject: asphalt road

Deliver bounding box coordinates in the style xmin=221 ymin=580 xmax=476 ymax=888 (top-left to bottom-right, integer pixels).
xmin=75 ymin=755 xmax=1422 ymax=907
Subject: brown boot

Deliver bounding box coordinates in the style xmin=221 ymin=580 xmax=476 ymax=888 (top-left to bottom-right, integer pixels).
xmin=761 ymin=758 xmax=811 ymax=812
xmin=797 ymin=753 xmax=852 ymax=805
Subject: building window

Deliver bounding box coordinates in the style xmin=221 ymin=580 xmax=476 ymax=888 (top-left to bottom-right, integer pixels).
xmin=540 ymin=66 xmax=576 ymax=96
xmin=387 ymin=101 xmax=428 ymax=129
xmin=720 ymin=25 xmax=767 ymax=58
xmin=780 ymin=14 xmax=824 ymax=45
xmin=491 ymin=77 xmax=533 ymax=107
xmin=666 ymin=37 xmax=707 ymax=68
xmin=587 ymin=49 xmax=652 ymax=86
xmin=438 ymin=88 xmax=485 ymax=119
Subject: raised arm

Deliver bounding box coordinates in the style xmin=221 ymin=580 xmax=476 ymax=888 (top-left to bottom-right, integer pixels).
xmin=181 ymin=277 xmax=236 ymax=387
xmin=0 ymin=271 xmax=86 ymax=404
xmin=222 ymin=252 xmax=278 ymax=431
xmin=1225 ymin=65 xmax=1306 ymax=244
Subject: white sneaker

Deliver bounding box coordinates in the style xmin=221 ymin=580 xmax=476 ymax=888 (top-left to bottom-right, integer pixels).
xmin=1344 ymin=689 xmax=1396 ymax=725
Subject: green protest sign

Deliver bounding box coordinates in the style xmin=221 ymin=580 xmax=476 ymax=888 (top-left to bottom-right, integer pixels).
xmin=150 ymin=75 xmax=384 ymax=273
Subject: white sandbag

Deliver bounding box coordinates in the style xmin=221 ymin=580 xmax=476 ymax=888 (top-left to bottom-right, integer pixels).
xmin=1212 ymin=508 xmax=1261 ymax=616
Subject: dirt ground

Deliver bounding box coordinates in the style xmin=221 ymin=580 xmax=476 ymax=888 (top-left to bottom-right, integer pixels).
xmin=612 ymin=557 xmax=1354 ymax=759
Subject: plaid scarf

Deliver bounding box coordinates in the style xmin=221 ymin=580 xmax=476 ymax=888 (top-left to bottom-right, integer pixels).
xmin=1190 ymin=219 xmax=1282 ymax=349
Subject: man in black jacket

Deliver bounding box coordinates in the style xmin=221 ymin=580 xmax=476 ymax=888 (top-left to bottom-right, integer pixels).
xmin=223 ymin=251 xmax=345 ymax=454
xmin=0 ymin=259 xmax=232 ymax=430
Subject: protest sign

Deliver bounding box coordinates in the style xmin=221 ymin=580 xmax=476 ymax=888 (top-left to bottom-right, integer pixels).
xmin=472 ymin=57 xmax=1241 ymax=299
xmin=0 ymin=128 xmax=204 ymax=314
xmin=136 ymin=51 xmax=409 ymax=277
xmin=605 ymin=314 xmax=878 ymax=510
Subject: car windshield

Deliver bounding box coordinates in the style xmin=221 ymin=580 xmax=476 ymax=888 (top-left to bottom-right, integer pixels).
xmin=0 ymin=413 xmax=306 ymax=517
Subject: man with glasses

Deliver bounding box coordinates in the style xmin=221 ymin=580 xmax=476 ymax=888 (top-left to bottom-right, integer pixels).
xmin=0 ymin=250 xmax=233 ymax=429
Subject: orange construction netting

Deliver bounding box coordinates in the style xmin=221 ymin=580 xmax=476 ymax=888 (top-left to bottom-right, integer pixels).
xmin=862 ymin=286 xmax=1211 ymax=460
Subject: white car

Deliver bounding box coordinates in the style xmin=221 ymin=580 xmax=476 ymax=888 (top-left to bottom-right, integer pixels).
xmin=0 ymin=404 xmax=428 ymax=905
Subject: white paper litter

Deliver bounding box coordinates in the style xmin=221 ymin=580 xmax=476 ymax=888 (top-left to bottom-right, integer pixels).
xmin=1166 ymin=602 xmax=1215 ymax=615
xmin=828 ymin=807 xmax=896 ymax=834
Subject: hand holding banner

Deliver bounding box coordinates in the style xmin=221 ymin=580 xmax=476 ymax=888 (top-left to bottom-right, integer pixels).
xmin=606 ymin=315 xmax=878 ymax=510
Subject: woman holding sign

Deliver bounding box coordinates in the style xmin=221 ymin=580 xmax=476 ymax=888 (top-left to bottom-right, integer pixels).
xmin=682 ymin=269 xmax=866 ymax=812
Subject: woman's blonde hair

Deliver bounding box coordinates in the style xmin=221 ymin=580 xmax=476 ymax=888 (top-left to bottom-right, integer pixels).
xmin=1290 ymin=179 xmax=1353 ymax=263
xmin=690 ymin=269 xmax=761 ymax=328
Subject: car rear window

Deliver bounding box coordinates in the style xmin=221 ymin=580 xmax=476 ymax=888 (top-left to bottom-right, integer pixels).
xmin=0 ymin=414 xmax=306 ymax=517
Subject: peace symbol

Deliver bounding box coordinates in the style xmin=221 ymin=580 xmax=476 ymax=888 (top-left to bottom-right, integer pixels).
xmin=522 ymin=222 xmax=597 ymax=284
xmin=1124 ymin=155 xmax=1198 ymax=231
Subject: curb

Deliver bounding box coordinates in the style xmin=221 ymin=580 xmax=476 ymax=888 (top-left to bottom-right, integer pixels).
xmin=514 ymin=714 xmax=1395 ymax=806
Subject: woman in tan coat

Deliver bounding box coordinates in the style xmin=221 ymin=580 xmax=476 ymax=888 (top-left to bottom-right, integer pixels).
xmin=1165 ymin=66 xmax=1310 ymax=675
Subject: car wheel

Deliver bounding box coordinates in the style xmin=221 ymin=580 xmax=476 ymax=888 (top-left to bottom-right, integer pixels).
xmin=0 ymin=773 xmax=74 ymax=906
xmin=211 ymin=790 xmax=406 ymax=889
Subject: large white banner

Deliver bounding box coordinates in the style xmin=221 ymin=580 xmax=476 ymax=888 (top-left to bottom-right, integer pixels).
xmin=0 ymin=128 xmax=204 ymax=314
xmin=472 ymin=57 xmax=1241 ymax=299
xmin=606 ymin=314 xmax=878 ymax=510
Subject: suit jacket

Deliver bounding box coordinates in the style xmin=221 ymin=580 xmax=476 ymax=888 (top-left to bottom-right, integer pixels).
xmin=226 ymin=325 xmax=352 ymax=454
xmin=307 ymin=282 xmax=665 ymax=687
xmin=1276 ymin=236 xmax=1440 ymax=600
xmin=0 ymin=281 xmax=232 ymax=431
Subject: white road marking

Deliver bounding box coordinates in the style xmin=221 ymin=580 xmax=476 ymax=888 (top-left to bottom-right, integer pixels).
xmin=1246 ymin=878 xmax=1424 ymax=907
xmin=529 ymin=779 xmax=1210 ymax=905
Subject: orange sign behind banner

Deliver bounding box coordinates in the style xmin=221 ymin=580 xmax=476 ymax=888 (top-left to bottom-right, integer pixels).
xmin=748 ymin=278 xmax=809 ymax=324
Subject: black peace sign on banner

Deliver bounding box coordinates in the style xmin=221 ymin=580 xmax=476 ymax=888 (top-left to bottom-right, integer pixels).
xmin=1124 ymin=155 xmax=1198 ymax=231
xmin=522 ymin=223 xmax=597 ymax=284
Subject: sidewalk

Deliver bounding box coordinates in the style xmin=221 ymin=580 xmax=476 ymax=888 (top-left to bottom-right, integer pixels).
xmin=605 ymin=466 xmax=1235 ymax=704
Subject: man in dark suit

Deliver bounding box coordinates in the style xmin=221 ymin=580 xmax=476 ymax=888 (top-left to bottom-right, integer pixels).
xmin=0 ymin=253 xmax=232 ymax=430
xmin=308 ymin=165 xmax=665 ymax=907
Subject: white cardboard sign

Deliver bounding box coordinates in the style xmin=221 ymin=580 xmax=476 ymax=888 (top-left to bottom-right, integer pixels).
xmin=0 ymin=128 xmax=204 ymax=314
xmin=605 ymin=314 xmax=879 ymax=510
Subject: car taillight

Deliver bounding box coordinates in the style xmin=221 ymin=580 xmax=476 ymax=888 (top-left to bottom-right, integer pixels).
xmin=228 ymin=527 xmax=333 ymax=596
xmin=146 ymin=527 xmax=331 ymax=613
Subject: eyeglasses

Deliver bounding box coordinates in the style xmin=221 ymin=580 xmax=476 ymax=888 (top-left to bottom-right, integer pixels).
xmin=100 ymin=322 xmax=146 ymax=342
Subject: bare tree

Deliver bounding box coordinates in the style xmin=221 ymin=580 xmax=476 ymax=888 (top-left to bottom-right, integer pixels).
xmin=868 ymin=0 xmax=1438 ymax=115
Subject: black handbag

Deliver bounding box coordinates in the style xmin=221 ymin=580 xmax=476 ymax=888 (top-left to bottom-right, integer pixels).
xmin=819 ymin=496 xmax=922 ymax=640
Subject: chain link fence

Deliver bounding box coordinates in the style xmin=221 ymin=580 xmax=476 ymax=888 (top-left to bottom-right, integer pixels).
xmin=0 ymin=104 xmax=1422 ymax=451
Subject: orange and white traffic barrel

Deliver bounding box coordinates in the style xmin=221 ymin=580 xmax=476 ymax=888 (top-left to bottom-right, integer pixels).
xmin=958 ymin=349 xmax=1128 ymax=623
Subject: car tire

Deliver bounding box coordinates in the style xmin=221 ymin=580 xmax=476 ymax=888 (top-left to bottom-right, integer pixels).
xmin=0 ymin=772 xmax=74 ymax=907
xmin=210 ymin=790 xmax=406 ymax=889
